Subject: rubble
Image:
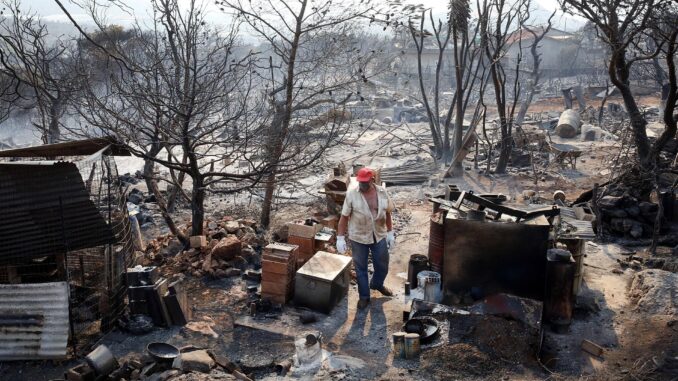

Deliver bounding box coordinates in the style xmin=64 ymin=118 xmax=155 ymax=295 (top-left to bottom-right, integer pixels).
xmin=146 ymin=217 xmax=267 ymax=279
xmin=185 ymin=319 xmax=220 ymax=338
xmin=595 ymin=193 xmax=658 ymax=238
xmin=172 ymin=350 xmax=215 ymax=373
xmin=629 ymin=269 xmax=678 ymax=315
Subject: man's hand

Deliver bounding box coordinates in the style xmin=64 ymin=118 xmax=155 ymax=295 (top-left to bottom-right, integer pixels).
xmin=387 ymin=231 xmax=396 ymax=249
xmin=336 ymin=236 xmax=347 ymax=254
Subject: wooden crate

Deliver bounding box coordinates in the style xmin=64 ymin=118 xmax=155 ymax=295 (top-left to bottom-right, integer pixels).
xmin=287 ymin=221 xmax=323 ymax=239
xmin=263 ymin=243 xmax=298 ymax=261
xmin=261 ymin=279 xmax=294 ymax=304
xmin=261 ymin=259 xmax=294 ymax=275
xmin=261 ymin=271 xmax=293 ymax=285
xmin=321 ymin=215 xmax=338 ymax=230
xmin=288 ymin=235 xmax=314 ymax=255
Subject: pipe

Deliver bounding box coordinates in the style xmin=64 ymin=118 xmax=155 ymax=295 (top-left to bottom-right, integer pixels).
xmin=275 ymin=359 xmax=293 ymax=376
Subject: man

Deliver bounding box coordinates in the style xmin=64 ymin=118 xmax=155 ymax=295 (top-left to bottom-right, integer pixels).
xmin=336 ymin=167 xmax=396 ymax=309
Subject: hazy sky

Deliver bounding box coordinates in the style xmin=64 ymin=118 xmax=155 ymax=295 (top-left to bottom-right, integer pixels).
xmin=32 ymin=0 xmax=583 ymax=31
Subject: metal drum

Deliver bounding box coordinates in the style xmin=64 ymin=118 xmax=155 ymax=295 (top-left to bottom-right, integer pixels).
xmin=555 ymin=109 xmax=582 ymax=138
xmin=428 ymin=213 xmax=445 ymax=274
xmin=544 ymin=249 xmax=576 ymax=333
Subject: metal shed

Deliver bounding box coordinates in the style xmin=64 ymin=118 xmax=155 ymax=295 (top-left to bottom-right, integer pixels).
xmin=0 ymin=140 xmax=134 ymax=359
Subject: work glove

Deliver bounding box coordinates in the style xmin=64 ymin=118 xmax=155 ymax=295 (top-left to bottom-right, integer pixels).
xmin=387 ymin=231 xmax=396 ymax=249
xmin=336 ymin=236 xmax=347 ymax=254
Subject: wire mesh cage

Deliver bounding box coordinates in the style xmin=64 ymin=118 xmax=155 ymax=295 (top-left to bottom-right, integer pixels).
xmin=68 ymin=151 xmax=135 ymax=353
xmin=0 ymin=146 xmax=135 ymax=356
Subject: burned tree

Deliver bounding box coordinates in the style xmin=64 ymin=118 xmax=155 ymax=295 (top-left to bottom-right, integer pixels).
xmin=477 ymin=0 xmax=532 ymax=174
xmin=406 ymin=1 xmax=481 ymax=171
xmin=222 ymin=0 xmax=379 ymax=228
xmin=75 ymin=0 xmax=266 ymax=240
xmin=0 ymin=0 xmax=81 ymax=143
xmin=559 ymin=0 xmax=677 ymax=172
xmin=514 ymin=12 xmax=556 ymax=127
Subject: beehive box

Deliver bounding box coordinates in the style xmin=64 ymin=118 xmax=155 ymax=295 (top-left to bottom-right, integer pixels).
xmin=287 ymin=220 xmax=323 ymax=239
xmin=261 ymin=243 xmax=298 ymax=304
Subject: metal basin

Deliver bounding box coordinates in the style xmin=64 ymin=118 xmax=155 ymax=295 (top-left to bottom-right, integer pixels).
xmin=402 ymin=317 xmax=440 ymax=344
xmin=146 ymin=342 xmax=180 ymax=362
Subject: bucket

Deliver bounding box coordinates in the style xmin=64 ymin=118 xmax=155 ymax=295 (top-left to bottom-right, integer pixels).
xmin=417 ymin=271 xmax=442 ymax=303
xmin=85 ymin=345 xmax=118 ymax=377
xmin=408 ymin=254 xmax=429 ymax=288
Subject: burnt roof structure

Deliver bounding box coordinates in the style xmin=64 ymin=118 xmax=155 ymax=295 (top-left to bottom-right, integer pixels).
xmin=0 ymin=137 xmax=130 ymax=158
xmin=0 ymin=161 xmax=116 ymax=263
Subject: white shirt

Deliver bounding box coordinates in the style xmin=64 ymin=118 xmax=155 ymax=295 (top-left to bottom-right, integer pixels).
xmin=341 ymin=185 xmax=394 ymax=245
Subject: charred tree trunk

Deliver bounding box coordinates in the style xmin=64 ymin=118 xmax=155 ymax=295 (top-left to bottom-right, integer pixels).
xmin=190 ymin=175 xmax=205 ymax=237
xmin=260 ymin=105 xmax=285 ymax=229
xmin=142 ymin=147 xmax=187 ymax=244
xmin=495 ymin=133 xmax=511 ymax=174
xmin=46 ymin=97 xmax=62 ymax=144
xmin=609 ymin=48 xmax=651 ymax=168
xmin=260 ymin=0 xmax=307 ymax=229
xmin=492 ymin=66 xmax=511 ymax=174
xmin=450 ymin=24 xmax=465 ymax=174
xmin=260 ymin=171 xmax=276 ymax=229
xmin=167 ymin=152 xmax=189 ymax=212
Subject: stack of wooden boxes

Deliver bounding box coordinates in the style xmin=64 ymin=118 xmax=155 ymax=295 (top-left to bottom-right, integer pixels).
xmin=261 ymin=243 xmax=298 ymax=304
xmin=287 ymin=220 xmax=323 ymax=269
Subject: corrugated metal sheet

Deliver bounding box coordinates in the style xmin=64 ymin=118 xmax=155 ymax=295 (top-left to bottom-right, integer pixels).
xmin=0 ymin=162 xmax=116 ymax=263
xmin=0 ymin=282 xmax=69 ymax=360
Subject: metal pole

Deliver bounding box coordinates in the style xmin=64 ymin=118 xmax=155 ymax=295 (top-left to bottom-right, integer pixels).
xmin=59 ymin=196 xmax=77 ymax=354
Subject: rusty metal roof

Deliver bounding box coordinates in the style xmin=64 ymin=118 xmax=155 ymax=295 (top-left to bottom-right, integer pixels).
xmin=0 ymin=281 xmax=69 ymax=360
xmin=0 ymin=161 xmax=116 ymax=263
xmin=0 ymin=137 xmax=130 ymax=158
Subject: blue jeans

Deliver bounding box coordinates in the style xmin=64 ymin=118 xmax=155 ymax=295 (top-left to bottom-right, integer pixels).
xmin=351 ymin=238 xmax=389 ymax=300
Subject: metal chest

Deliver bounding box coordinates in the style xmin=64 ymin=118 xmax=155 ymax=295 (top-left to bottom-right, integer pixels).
xmin=294 ymin=251 xmax=352 ymax=313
